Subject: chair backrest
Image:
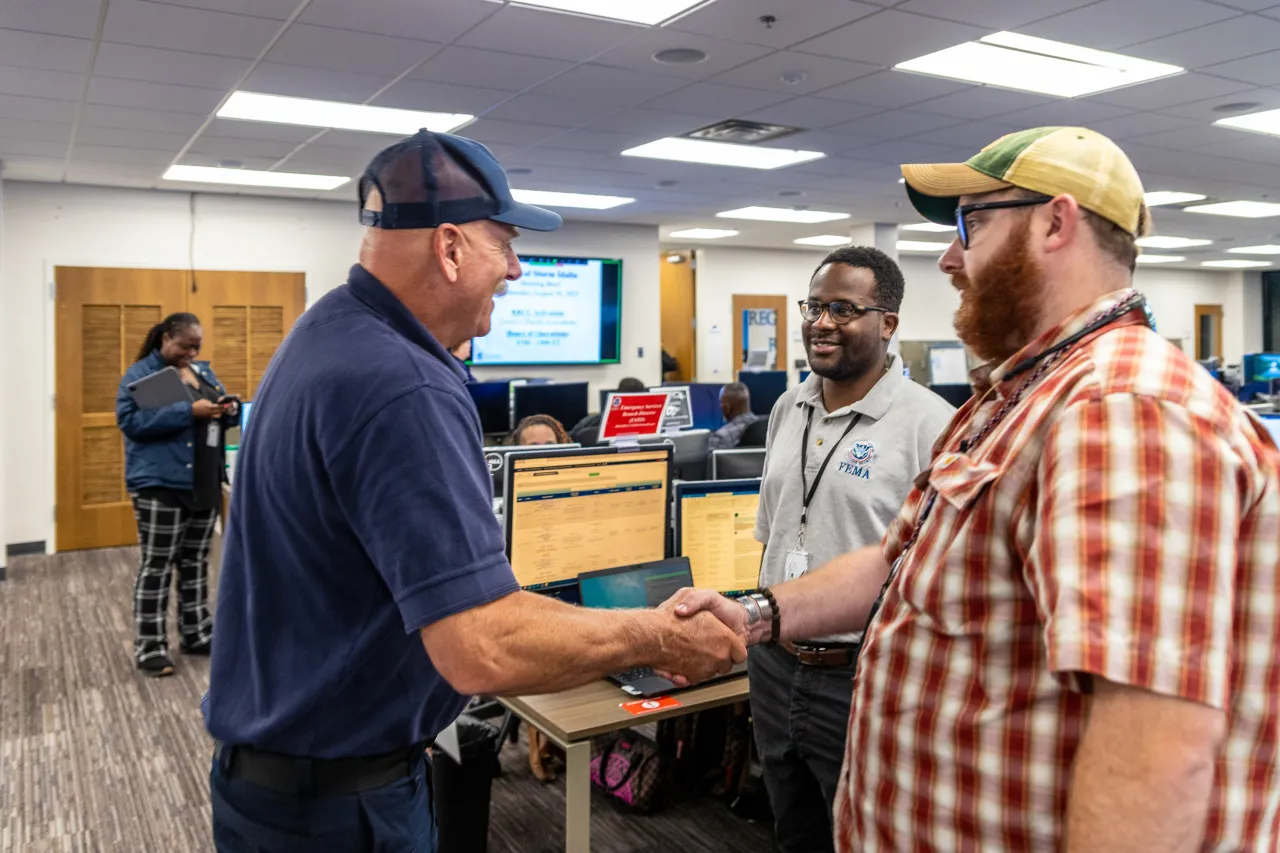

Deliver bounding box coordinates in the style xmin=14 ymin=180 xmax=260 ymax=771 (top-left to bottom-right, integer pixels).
xmin=738 ymin=418 xmax=770 ymax=448
xmin=711 ymin=448 xmax=766 ymax=480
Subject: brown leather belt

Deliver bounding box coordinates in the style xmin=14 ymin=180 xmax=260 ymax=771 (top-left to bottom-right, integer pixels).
xmin=792 ymin=643 xmax=858 ymax=668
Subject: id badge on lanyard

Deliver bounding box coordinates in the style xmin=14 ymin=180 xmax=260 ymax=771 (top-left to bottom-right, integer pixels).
xmin=789 ymin=409 xmax=862 ymax=582
xmin=206 ymin=420 xmax=220 ymax=448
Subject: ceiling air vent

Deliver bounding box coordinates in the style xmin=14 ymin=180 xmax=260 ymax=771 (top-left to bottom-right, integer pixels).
xmin=684 ymin=119 xmax=802 ymax=144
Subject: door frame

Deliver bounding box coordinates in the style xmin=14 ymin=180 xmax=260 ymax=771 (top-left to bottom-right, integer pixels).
xmin=1194 ymin=303 xmax=1224 ymax=362
xmin=731 ymin=294 xmax=789 ymax=377
xmin=41 ymin=257 xmax=308 ymax=553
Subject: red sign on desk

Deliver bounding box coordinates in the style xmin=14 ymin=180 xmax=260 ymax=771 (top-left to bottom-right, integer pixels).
xmin=599 ymin=392 xmax=670 ymax=439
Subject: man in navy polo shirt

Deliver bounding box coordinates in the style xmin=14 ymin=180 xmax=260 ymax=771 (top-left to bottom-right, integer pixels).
xmin=204 ymin=131 xmax=745 ymax=853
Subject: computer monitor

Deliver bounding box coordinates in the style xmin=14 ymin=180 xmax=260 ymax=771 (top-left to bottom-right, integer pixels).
xmin=608 ymin=431 xmax=708 ymax=480
xmin=513 ymin=382 xmax=589 ymax=432
xmin=684 ymin=382 xmax=725 ymax=432
xmin=467 ymin=381 xmax=512 ymax=435
xmin=739 ymin=370 xmax=787 ymax=416
xmin=711 ymin=448 xmax=766 ymax=480
xmin=579 ymin=558 xmax=693 ymax=610
xmin=1245 ymin=353 xmax=1280 ymax=383
xmin=504 ymin=446 xmax=672 ymax=592
xmin=674 ymin=480 xmax=763 ymax=596
xmin=484 ymin=443 xmax=579 ymax=499
xmin=930 ymin=383 xmax=973 ymax=409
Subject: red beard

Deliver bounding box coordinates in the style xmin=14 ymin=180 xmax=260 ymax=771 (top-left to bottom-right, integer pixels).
xmin=952 ymin=218 xmax=1044 ymax=364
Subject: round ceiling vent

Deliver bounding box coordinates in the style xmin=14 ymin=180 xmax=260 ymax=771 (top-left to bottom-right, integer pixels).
xmin=1212 ymin=101 xmax=1262 ymax=114
xmin=656 ymin=179 xmax=679 ymax=188
xmin=777 ymin=190 xmax=804 ymax=197
xmin=506 ymin=167 xmax=533 ymax=175
xmin=653 ymin=47 xmax=708 ymax=65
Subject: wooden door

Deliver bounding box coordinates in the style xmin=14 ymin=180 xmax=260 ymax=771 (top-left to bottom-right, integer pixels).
xmin=731 ymin=294 xmax=789 ymax=377
xmin=186 ymin=272 xmax=306 ymax=400
xmin=660 ymin=251 xmax=696 ymax=382
xmin=1195 ymin=304 xmax=1224 ymax=361
xmin=55 ymin=268 xmax=188 ymax=551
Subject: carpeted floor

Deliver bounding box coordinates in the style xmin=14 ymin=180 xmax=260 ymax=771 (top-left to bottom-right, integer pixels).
xmin=0 ymin=548 xmax=775 ymax=852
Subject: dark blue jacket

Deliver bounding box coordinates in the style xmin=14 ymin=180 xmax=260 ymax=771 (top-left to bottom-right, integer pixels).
xmin=116 ymin=350 xmax=239 ymax=493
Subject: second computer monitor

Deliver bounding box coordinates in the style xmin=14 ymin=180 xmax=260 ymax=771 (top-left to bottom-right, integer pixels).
xmin=513 ymin=382 xmax=589 ymax=432
xmin=674 ymin=479 xmax=764 ymax=596
xmin=711 ymin=448 xmax=766 ymax=480
xmin=504 ymin=445 xmax=672 ymax=592
xmin=467 ymin=381 xmax=513 ymax=435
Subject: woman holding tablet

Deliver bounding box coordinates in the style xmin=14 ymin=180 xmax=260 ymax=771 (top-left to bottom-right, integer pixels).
xmin=115 ymin=312 xmax=239 ymax=677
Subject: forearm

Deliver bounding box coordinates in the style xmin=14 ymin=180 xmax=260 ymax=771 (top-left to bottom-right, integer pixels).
xmin=762 ymin=545 xmax=890 ymax=643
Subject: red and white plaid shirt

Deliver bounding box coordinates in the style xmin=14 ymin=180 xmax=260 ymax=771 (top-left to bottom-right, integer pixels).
xmin=835 ymin=290 xmax=1280 ymax=852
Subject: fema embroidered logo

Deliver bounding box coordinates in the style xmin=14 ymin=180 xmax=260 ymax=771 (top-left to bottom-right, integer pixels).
xmin=838 ymin=440 xmax=876 ymax=480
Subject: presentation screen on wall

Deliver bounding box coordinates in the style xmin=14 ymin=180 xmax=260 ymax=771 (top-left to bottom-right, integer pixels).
xmin=471 ymin=255 xmax=623 ymax=366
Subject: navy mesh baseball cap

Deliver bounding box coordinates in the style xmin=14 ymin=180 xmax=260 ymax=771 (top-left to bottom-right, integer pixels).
xmin=358 ymin=129 xmax=562 ymax=232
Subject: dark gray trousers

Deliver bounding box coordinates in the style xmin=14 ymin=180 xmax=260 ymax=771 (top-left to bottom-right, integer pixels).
xmin=748 ymin=643 xmax=857 ymax=853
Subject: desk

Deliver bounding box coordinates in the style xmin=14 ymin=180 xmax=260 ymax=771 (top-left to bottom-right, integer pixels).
xmin=499 ymin=676 xmax=750 ymax=853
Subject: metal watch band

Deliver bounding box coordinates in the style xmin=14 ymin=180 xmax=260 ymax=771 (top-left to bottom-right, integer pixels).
xmin=737 ymin=594 xmax=762 ymax=625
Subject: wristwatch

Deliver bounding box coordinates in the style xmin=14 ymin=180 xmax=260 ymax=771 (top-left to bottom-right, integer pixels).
xmin=736 ymin=592 xmax=776 ymax=644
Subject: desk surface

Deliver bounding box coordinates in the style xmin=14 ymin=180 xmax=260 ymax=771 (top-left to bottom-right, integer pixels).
xmin=500 ymin=676 xmax=749 ymax=744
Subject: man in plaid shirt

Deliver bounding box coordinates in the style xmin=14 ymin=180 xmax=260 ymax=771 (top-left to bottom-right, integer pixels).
xmin=670 ymin=127 xmax=1280 ymax=851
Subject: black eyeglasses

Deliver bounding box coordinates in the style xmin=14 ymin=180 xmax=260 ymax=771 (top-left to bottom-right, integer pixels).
xmin=798 ymin=299 xmax=888 ymax=325
xmin=956 ymin=196 xmax=1053 ymax=249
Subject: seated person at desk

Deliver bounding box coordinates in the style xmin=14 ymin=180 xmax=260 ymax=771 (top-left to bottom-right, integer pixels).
xmin=511 ymin=414 xmax=569 ymax=446
xmin=569 ymin=376 xmax=646 ymax=445
xmin=708 ymin=382 xmax=762 ymax=450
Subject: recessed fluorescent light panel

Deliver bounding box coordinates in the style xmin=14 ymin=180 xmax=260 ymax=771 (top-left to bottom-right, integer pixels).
xmin=895 ymin=31 xmax=1183 ymax=98
xmin=622 ymin=138 xmax=825 ymax=170
xmin=900 ymin=222 xmax=956 ymax=232
xmin=1135 ymin=236 xmax=1212 ymax=249
xmin=717 ymin=206 xmax=849 ymax=224
xmin=1202 ymin=259 xmax=1271 ymax=268
xmin=794 ymin=235 xmax=850 ymax=246
xmin=1143 ymin=191 xmax=1206 ymax=206
xmin=1228 ymin=245 xmax=1280 ymax=255
xmin=509 ymin=0 xmax=712 ymax=26
xmin=217 ymin=91 xmax=472 ymax=135
xmin=667 ymin=228 xmax=738 ymax=239
xmin=1214 ymin=107 xmax=1280 ymax=138
xmin=897 ymin=240 xmax=950 ymax=252
xmin=1135 ymin=254 xmax=1185 ymax=264
xmin=163 ymin=165 xmax=349 ymax=191
xmin=510 ymin=189 xmax=633 ymax=209
xmin=1185 ymin=200 xmax=1280 ymax=218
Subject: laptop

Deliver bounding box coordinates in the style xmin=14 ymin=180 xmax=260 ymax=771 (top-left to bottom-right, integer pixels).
xmin=578 ymin=557 xmax=747 ymax=697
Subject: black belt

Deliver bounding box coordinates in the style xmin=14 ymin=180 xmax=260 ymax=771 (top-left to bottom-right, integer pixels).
xmin=215 ymin=740 xmax=431 ymax=797
xmin=792 ymin=641 xmax=859 ymax=668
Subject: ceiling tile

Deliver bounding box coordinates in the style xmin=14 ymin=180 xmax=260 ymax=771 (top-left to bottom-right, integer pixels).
xmin=0 ymin=117 xmax=71 ymax=142
xmin=171 ymin=152 xmax=279 ymax=170
xmin=1155 ymin=86 xmax=1280 ymax=121
xmin=590 ymin=29 xmax=772 ymax=82
xmin=94 ymin=42 xmax=250 ymax=89
xmin=0 ymin=0 xmax=103 ymax=39
xmin=1085 ymin=112 xmax=1204 ymax=140
xmin=1088 ymin=72 xmax=1253 ymax=110
xmin=145 ymin=0 xmax=300 ymax=20
xmin=76 ymin=126 xmax=192 ymax=151
xmin=410 ymin=46 xmax=573 ymax=92
xmin=1020 ymin=0 xmax=1240 ymax=49
xmin=187 ymin=134 xmax=301 ymax=160
xmin=738 ymin=97 xmax=887 ymax=131
xmin=1129 ymin=15 xmax=1280 ymax=68
xmin=371 ymin=79 xmax=512 ymax=114
xmin=908 ymin=120 xmax=1023 ymax=150
xmin=64 ymin=162 xmax=163 ymax=187
xmin=461 ymin=117 xmax=564 ymax=148
xmin=895 ymin=0 xmax=1097 ymax=29
xmin=0 ymin=137 xmax=67 ymax=158
xmin=0 ymin=65 xmax=84 ymax=102
xmin=531 ymin=64 xmax=687 ymax=107
xmin=907 ymin=86 xmax=1056 ymax=120
xmin=670 ymin=0 xmax=882 ymax=49
xmin=0 ymin=93 xmax=79 ymax=123
xmin=102 ymin=0 xmax=279 ymax=60
xmin=275 ymin=144 xmax=371 ymax=176
xmin=203 ymin=117 xmax=322 ymax=144
xmin=79 ymin=104 xmax=207 ymax=133
xmin=710 ymin=51 xmax=879 ymax=96
xmin=830 ymin=109 xmax=963 ymax=140
xmin=70 ymin=143 xmax=175 ymax=167
xmin=774 ymin=129 xmax=881 ymax=155
xmin=986 ymin=99 xmax=1130 ymax=128
xmin=820 ymin=70 xmax=973 ymax=107
xmin=1 ymin=155 xmax=67 ymax=181
xmin=455 ymin=5 xmax=637 ymax=62
xmin=299 ymin=0 xmax=499 ymax=42
xmin=535 ymin=127 xmax=645 ymax=154
xmin=482 ymin=93 xmax=620 ymax=128
xmin=1215 ymin=0 xmax=1280 ymax=9
xmin=241 ymin=62 xmax=389 ymax=102
xmin=583 ymin=108 xmax=705 ymax=137
xmin=0 ymin=29 xmax=91 ymax=74
xmin=1202 ymin=50 xmax=1280 ymax=86
xmin=266 ymin=24 xmax=439 ymax=76
xmin=87 ymin=77 xmax=226 ymax=115
xmin=793 ymin=10 xmax=987 ymax=67
xmin=651 ymin=82 xmax=787 ymax=118
xmin=849 ymin=138 xmax=966 ymax=163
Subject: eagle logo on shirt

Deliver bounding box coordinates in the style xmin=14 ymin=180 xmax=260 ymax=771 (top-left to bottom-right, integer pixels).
xmin=839 ymin=441 xmax=876 ymax=480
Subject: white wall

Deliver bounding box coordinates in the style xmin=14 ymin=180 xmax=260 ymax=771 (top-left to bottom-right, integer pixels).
xmin=694 ymin=245 xmax=1260 ymax=381
xmin=0 ymin=181 xmax=659 ymax=549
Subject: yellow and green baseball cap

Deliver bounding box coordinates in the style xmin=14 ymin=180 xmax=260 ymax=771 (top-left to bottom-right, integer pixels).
xmin=901 ymin=126 xmax=1147 ymax=236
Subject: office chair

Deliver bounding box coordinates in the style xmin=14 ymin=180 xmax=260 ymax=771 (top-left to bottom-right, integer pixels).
xmin=739 ymin=418 xmax=770 ymax=448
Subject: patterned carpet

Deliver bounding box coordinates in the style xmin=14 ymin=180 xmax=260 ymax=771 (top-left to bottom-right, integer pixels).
xmin=0 ymin=549 xmax=775 ymax=852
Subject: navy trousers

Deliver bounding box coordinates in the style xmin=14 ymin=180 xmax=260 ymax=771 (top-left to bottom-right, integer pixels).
xmin=210 ymin=750 xmax=437 ymax=853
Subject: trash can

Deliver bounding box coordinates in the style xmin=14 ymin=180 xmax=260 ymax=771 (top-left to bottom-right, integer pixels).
xmin=433 ymin=715 xmax=500 ymax=853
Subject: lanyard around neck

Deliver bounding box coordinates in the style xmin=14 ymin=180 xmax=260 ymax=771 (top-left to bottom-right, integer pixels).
xmin=799 ymin=407 xmax=863 ymax=533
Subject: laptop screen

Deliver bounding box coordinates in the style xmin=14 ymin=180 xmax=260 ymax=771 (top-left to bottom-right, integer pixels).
xmin=579 ymin=558 xmax=693 ymax=610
